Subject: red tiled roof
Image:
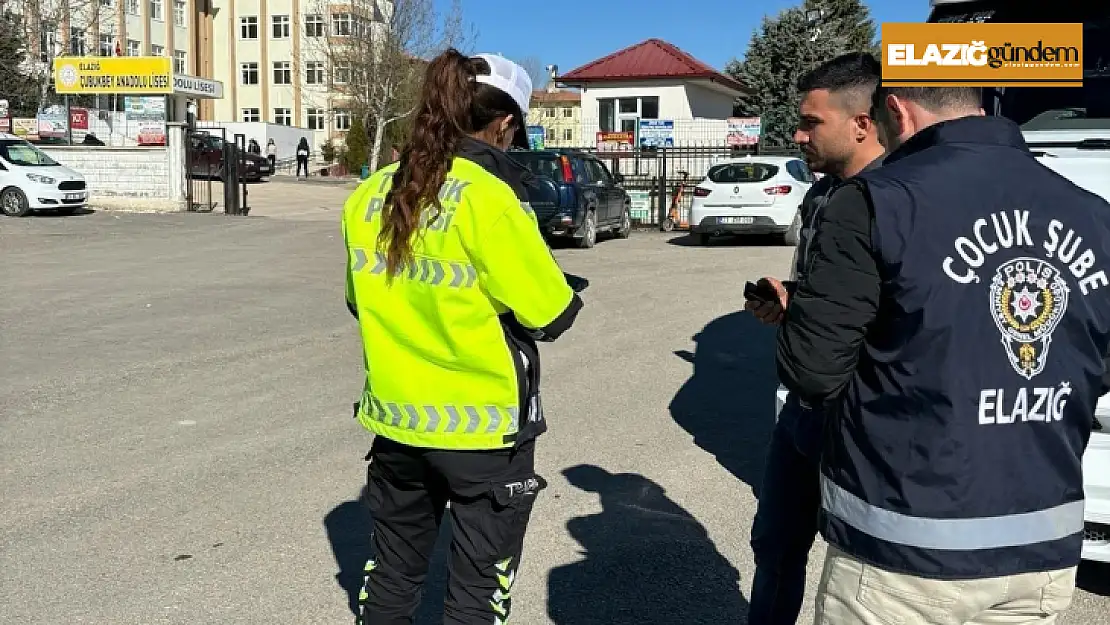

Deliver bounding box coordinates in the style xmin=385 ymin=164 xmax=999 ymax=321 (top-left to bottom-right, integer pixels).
xmin=531 ymin=90 xmax=581 ymax=104
xmin=559 ymin=38 xmax=745 ymax=93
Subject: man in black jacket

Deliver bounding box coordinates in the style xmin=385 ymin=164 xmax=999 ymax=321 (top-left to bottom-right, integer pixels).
xmin=743 ymin=52 xmax=885 ymax=625
xmin=776 ymin=86 xmax=1110 ymax=623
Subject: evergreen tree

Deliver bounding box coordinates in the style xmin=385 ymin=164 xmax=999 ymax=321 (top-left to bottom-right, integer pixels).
xmin=343 ymin=116 xmax=370 ymax=173
xmin=725 ymin=0 xmax=878 ymax=146
xmin=0 ymin=11 xmax=39 ymax=117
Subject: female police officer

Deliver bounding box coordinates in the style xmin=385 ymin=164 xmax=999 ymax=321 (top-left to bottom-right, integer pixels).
xmin=341 ymin=49 xmax=583 ymax=625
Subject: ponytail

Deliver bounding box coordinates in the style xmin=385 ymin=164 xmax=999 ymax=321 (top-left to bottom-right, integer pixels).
xmin=379 ymin=48 xmax=476 ymax=277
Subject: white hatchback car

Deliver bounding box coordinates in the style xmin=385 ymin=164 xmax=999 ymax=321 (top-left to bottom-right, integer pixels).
xmin=775 ymin=385 xmax=1110 ymax=563
xmin=0 ymin=133 xmax=89 ymax=217
xmin=689 ymin=155 xmax=815 ymax=246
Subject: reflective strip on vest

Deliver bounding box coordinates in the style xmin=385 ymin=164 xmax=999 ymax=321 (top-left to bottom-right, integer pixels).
xmin=821 ymin=476 xmax=1085 ymax=551
xmin=350 ymin=248 xmax=478 ymax=288
xmin=362 ymin=392 xmax=519 ymax=435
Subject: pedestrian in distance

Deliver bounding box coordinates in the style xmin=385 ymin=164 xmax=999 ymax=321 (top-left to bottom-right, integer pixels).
xmin=295 ymin=137 xmax=310 ymax=178
xmin=340 ymin=48 xmax=584 ymax=625
xmin=775 ymin=85 xmax=1110 ymax=624
xmin=743 ymin=51 xmax=885 ymax=625
xmin=265 ymin=138 xmax=277 ymax=171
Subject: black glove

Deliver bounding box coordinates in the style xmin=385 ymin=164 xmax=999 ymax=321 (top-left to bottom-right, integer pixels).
xmin=564 ymin=272 xmax=589 ymax=293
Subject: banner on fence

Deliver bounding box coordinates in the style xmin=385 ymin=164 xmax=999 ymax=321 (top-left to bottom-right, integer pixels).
xmin=37 ymin=106 xmax=69 ymax=139
xmin=597 ymin=131 xmax=635 ymax=153
xmin=527 ymin=125 xmax=545 ymax=150
xmin=726 ymin=117 xmax=761 ymax=147
xmin=69 ymin=107 xmax=90 ymax=130
xmin=12 ymin=118 xmax=38 ymax=139
xmin=126 ymin=96 xmax=167 ymax=145
xmin=639 ymin=120 xmax=674 ymax=148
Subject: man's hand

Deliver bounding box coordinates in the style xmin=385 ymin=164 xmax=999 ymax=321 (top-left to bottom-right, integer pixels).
xmin=744 ymin=277 xmax=788 ymax=325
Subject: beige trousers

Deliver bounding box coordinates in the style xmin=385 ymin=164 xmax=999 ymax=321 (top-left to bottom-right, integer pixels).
xmin=814 ymin=545 xmax=1077 ymax=625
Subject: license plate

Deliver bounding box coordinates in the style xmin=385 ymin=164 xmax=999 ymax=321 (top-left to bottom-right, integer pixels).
xmin=720 ymin=216 xmax=754 ymax=225
xmin=64 ymin=193 xmax=83 ymax=201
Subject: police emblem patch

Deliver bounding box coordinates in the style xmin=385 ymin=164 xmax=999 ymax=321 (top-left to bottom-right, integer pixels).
xmin=989 ymin=258 xmax=1070 ymax=380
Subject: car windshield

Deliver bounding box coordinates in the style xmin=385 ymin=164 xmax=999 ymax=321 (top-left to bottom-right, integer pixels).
xmin=510 ymin=153 xmax=565 ymax=182
xmin=707 ymin=162 xmax=778 ymax=184
xmin=930 ymin=2 xmax=1110 ymax=130
xmin=0 ymin=139 xmax=60 ymax=166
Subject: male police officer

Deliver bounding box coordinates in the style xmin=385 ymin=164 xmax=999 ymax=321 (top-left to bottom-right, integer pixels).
xmin=744 ymin=52 xmax=884 ymax=625
xmin=776 ymin=86 xmax=1110 ymax=623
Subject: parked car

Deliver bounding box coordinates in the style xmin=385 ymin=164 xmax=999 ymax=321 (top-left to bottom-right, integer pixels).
xmin=510 ymin=149 xmax=632 ymax=248
xmin=0 ymin=133 xmax=88 ymax=217
xmin=689 ymin=155 xmax=815 ymax=246
xmin=187 ymin=132 xmax=272 ymax=182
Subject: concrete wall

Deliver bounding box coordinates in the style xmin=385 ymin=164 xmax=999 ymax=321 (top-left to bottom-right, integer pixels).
xmin=39 ymin=123 xmax=187 ymax=211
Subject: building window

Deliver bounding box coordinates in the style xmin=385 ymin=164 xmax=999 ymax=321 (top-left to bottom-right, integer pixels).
xmin=305 ymin=61 xmax=324 ymax=85
xmin=69 ymin=28 xmax=86 ymax=56
xmin=39 ymin=27 xmax=56 ymax=63
xmin=240 ymin=62 xmax=259 ymax=85
xmin=126 ymin=0 xmax=139 ymax=15
xmin=241 ymin=108 xmax=260 ymax=122
xmin=272 ymin=15 xmax=290 ymax=39
xmin=150 ymin=0 xmax=163 ymax=21
xmin=99 ymin=35 xmax=113 ymax=56
xmin=274 ymin=108 xmax=291 ymax=125
xmin=100 ymin=0 xmax=113 ymax=5
xmin=332 ymin=13 xmax=352 ymax=36
xmin=335 ymin=109 xmax=351 ymax=131
xmin=174 ymin=50 xmax=186 ymax=74
xmin=126 ymin=39 xmax=140 ymax=57
xmin=150 ymin=43 xmax=164 ymax=56
xmin=307 ymin=108 xmax=324 ymax=130
xmin=240 ymin=16 xmax=258 ymax=39
xmin=333 ymin=61 xmax=351 ymax=84
xmin=173 ymin=0 xmax=186 ymax=27
xmin=545 ymin=128 xmax=555 ymax=141
xmin=598 ymin=99 xmax=615 ymax=132
xmin=563 ymin=107 xmax=573 ymax=118
xmin=544 ymin=107 xmax=554 ymax=118
xmin=563 ymin=128 xmax=573 ymax=141
xmin=641 ymin=96 xmax=659 ymax=119
xmin=272 ymin=61 xmax=291 ymax=85
xmin=304 ymin=14 xmax=324 ymax=37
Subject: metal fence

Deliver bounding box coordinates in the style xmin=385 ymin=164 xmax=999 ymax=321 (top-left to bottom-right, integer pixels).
xmin=555 ymin=144 xmax=803 ymax=228
xmin=184 ymin=126 xmax=250 ymax=215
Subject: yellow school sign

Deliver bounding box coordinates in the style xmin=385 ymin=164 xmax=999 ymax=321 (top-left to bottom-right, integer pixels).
xmin=53 ymin=57 xmax=173 ymax=94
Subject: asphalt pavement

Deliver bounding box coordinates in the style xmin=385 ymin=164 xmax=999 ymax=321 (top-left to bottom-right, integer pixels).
xmin=2 ymin=195 xmax=1108 ymax=624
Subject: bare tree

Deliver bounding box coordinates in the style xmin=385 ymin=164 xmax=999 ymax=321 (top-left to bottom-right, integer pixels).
xmin=518 ymin=55 xmax=546 ymax=91
xmin=305 ymin=0 xmax=472 ymax=172
xmin=1 ymin=0 xmax=110 ymax=113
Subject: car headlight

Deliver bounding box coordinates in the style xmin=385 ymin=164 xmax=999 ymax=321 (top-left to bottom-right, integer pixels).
xmin=26 ymin=173 xmax=56 ymax=185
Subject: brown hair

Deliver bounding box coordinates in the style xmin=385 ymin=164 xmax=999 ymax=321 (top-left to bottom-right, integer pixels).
xmin=379 ymin=49 xmax=523 ymax=277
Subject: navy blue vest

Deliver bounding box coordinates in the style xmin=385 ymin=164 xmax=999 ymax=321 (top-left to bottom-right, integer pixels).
xmin=822 ymin=116 xmax=1110 ymax=579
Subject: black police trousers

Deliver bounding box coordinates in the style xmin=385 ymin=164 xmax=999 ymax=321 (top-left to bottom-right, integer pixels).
xmin=358 ymin=435 xmax=545 ymax=625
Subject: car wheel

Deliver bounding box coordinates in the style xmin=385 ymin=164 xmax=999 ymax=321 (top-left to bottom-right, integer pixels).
xmin=698 ymin=233 xmax=711 ymax=246
xmin=1 ymin=187 xmax=31 ymax=217
xmin=577 ymin=210 xmax=597 ymax=249
xmin=782 ymin=210 xmax=802 ymax=247
xmin=616 ymin=205 xmax=632 ymax=239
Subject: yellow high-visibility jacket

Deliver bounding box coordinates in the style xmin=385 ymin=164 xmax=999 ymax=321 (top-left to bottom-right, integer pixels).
xmin=341 ymin=138 xmax=582 ymax=450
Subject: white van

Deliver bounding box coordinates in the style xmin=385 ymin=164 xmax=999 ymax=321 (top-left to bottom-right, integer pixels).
xmin=0 ymin=133 xmax=89 ymax=217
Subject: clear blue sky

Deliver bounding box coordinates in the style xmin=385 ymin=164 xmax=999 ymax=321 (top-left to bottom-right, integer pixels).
xmin=444 ymin=0 xmax=924 ymax=77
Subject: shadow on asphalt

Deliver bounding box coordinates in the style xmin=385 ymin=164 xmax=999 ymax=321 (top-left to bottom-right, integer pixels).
xmin=666 ymin=233 xmax=786 ymax=247
xmin=1078 ymin=559 xmax=1110 ymax=597
xmin=669 ymin=310 xmax=779 ymax=497
xmin=549 ymin=465 xmax=749 ymax=624
xmin=31 ymin=207 xmax=95 ymax=218
xmin=323 ymin=486 xmax=450 ymax=622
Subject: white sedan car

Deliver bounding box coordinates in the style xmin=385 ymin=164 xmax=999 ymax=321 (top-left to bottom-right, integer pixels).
xmin=689 ymin=155 xmax=815 ymax=246
xmin=0 ymin=133 xmax=88 ymax=217
xmin=775 ymin=385 xmax=1110 ymax=563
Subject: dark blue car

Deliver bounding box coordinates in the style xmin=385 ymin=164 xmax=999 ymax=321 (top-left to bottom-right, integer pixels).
xmin=511 ymin=150 xmax=632 ymax=248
